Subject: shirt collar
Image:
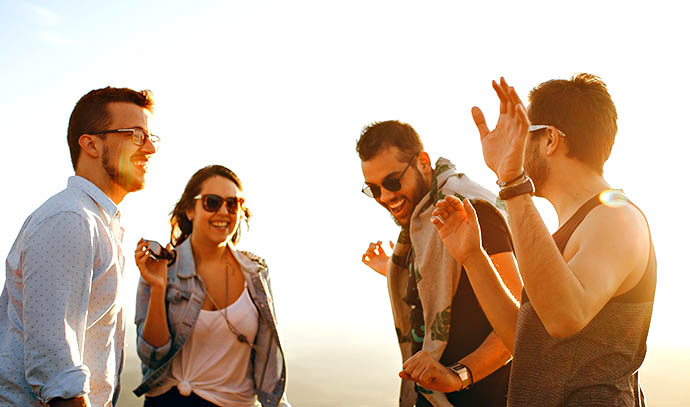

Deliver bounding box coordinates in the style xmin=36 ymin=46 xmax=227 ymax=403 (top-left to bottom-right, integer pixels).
xmin=67 ymin=176 xmax=119 ymax=220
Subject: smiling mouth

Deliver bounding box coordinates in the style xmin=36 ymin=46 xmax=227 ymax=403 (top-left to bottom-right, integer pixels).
xmin=387 ymin=198 xmax=406 ymax=216
xmin=211 ymin=221 xmax=230 ymax=229
xmin=132 ymin=158 xmax=149 ymax=171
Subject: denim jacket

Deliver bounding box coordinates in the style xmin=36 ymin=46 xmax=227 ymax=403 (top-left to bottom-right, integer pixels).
xmin=133 ymin=239 xmax=289 ymax=407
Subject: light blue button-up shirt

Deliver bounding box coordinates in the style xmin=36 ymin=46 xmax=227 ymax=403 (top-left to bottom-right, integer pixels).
xmin=0 ymin=176 xmax=126 ymax=407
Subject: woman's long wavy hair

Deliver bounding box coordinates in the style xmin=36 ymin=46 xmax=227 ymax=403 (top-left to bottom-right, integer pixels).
xmin=169 ymin=165 xmax=252 ymax=247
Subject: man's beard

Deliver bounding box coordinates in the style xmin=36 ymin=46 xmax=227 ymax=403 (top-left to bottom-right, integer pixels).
xmin=390 ymin=167 xmax=429 ymax=227
xmin=524 ymin=139 xmax=548 ymax=195
xmin=101 ymin=145 xmax=143 ymax=193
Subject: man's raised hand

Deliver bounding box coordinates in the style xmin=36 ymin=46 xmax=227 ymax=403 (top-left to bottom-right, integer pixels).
xmin=472 ymin=77 xmax=530 ymax=183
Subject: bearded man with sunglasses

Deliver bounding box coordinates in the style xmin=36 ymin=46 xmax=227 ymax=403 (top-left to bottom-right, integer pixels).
xmin=357 ymin=120 xmax=521 ymax=407
xmin=0 ymin=87 xmax=158 ymax=407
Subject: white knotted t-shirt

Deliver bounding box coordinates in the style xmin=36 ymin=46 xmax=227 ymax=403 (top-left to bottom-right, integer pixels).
xmin=149 ymin=285 xmax=259 ymax=406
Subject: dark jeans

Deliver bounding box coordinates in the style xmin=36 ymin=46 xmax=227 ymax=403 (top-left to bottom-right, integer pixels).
xmin=144 ymin=387 xmax=220 ymax=407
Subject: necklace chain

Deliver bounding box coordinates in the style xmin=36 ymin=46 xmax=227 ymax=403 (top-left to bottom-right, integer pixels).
xmin=201 ymin=247 xmax=251 ymax=346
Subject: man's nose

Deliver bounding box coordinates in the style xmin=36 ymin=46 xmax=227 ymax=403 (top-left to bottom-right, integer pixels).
xmin=141 ymin=137 xmax=157 ymax=154
xmin=379 ymin=186 xmax=395 ymax=203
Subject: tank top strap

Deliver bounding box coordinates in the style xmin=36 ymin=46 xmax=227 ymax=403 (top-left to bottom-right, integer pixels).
xmin=551 ymin=193 xmax=603 ymax=254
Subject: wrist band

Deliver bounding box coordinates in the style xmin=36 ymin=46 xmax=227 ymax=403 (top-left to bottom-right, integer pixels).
xmin=498 ymin=176 xmax=534 ymax=200
xmin=496 ymin=171 xmax=525 ymax=188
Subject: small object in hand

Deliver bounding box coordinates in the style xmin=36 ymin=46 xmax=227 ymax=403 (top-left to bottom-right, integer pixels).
xmin=146 ymin=240 xmax=176 ymax=264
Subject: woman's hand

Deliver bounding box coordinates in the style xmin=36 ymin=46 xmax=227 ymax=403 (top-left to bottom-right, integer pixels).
xmin=362 ymin=240 xmax=393 ymax=277
xmin=134 ymin=238 xmax=168 ymax=289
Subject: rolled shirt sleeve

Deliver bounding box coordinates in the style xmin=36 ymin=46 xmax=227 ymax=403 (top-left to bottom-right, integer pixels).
xmin=22 ymin=212 xmax=93 ymax=403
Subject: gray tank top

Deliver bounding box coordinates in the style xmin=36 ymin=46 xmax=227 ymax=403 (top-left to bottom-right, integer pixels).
xmin=508 ymin=193 xmax=656 ymax=406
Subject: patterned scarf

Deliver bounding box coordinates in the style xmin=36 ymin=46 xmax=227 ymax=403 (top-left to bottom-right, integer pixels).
xmin=387 ymin=158 xmax=506 ymax=407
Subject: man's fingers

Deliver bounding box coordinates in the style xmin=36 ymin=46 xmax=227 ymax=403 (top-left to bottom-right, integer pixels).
xmin=471 ymin=106 xmax=490 ymax=138
xmin=463 ymin=199 xmax=479 ymax=226
xmin=445 ymin=195 xmax=464 ymax=209
xmin=493 ymin=79 xmax=509 ymax=114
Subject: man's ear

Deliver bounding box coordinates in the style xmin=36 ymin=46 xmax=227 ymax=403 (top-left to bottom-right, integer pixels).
xmin=418 ymin=151 xmax=432 ymax=170
xmin=78 ymin=134 xmax=102 ymax=159
xmin=544 ymin=127 xmax=562 ymax=156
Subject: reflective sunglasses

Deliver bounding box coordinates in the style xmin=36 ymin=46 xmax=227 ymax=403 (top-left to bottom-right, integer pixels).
xmin=362 ymin=152 xmax=419 ymax=199
xmin=90 ymin=128 xmax=160 ymax=147
xmin=193 ymin=194 xmax=244 ymax=213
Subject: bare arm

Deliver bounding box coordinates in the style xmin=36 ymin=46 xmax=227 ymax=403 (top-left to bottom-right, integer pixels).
xmin=399 ymin=250 xmax=518 ymax=392
xmin=474 ymin=77 xmax=649 ymax=338
xmin=504 ymin=194 xmax=648 ymax=338
xmin=432 ymin=196 xmax=522 ymax=352
xmin=399 ymin=331 xmax=510 ymax=393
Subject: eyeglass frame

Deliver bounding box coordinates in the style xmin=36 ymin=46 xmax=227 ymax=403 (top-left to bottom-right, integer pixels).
xmin=89 ymin=128 xmax=160 ymax=147
xmin=361 ymin=152 xmax=420 ymax=199
xmin=193 ymin=194 xmax=245 ymax=214
xmin=528 ymin=124 xmax=567 ymax=138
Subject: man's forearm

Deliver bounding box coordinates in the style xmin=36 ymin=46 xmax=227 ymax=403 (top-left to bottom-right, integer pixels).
xmin=505 ymin=195 xmax=583 ymax=334
xmin=458 ymin=331 xmax=511 ymax=385
xmin=463 ymin=251 xmax=519 ymax=353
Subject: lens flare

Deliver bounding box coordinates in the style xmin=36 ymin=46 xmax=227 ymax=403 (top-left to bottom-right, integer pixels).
xmin=599 ymin=189 xmax=628 ymax=208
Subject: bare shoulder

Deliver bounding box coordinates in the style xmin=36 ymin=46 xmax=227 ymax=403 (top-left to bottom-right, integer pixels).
xmin=568 ymin=200 xmax=651 ymax=292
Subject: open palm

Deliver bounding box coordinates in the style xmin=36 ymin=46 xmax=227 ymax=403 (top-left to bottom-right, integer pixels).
xmin=472 ymin=77 xmax=530 ymax=182
xmin=431 ymin=196 xmax=482 ymax=265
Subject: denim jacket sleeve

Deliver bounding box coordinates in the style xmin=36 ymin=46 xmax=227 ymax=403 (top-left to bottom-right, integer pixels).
xmin=134 ymin=276 xmax=172 ymax=368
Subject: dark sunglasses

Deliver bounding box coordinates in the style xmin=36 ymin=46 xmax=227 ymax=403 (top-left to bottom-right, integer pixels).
xmin=193 ymin=194 xmax=244 ymax=213
xmin=146 ymin=240 xmax=176 ymax=263
xmin=362 ymin=152 xmax=419 ymax=199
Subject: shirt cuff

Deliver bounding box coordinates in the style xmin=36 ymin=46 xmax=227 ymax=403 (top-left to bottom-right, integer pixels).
xmin=38 ymin=365 xmax=90 ymax=404
xmin=137 ymin=335 xmax=172 ymax=367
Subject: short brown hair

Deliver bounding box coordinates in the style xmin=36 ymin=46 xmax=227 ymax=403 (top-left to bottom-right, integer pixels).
xmin=528 ymin=73 xmax=617 ymax=174
xmin=67 ymin=87 xmax=154 ymax=169
xmin=356 ymin=120 xmax=424 ymax=162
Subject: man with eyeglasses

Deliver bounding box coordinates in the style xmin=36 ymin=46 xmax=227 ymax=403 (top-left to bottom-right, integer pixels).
xmin=402 ymin=75 xmax=657 ymax=406
xmin=0 ymin=87 xmax=158 ymax=407
xmin=357 ymin=120 xmax=521 ymax=406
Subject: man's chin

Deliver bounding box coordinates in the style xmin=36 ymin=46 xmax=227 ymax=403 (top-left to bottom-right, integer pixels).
xmin=116 ymin=175 xmax=146 ymax=194
xmin=389 ymin=212 xmax=409 ymax=228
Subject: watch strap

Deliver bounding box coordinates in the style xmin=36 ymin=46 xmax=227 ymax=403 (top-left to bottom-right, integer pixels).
xmin=498 ymin=176 xmax=534 ymax=200
xmin=448 ymin=362 xmax=473 ymax=390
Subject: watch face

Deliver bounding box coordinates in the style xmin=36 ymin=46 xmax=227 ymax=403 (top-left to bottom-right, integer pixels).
xmin=457 ymin=368 xmax=469 ymax=381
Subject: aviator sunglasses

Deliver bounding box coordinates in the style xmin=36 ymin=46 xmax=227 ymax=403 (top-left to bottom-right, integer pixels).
xmin=194 ymin=194 xmax=244 ymax=213
xmin=362 ymin=152 xmax=419 ymax=199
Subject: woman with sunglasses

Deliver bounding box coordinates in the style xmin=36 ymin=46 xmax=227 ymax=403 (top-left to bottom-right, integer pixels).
xmin=132 ymin=165 xmax=290 ymax=407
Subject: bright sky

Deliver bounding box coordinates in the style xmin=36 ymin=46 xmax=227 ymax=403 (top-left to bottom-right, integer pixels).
xmin=1 ymin=0 xmax=689 ymax=402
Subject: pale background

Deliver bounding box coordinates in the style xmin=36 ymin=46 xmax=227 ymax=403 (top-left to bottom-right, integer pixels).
xmin=1 ymin=1 xmax=688 ymax=406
